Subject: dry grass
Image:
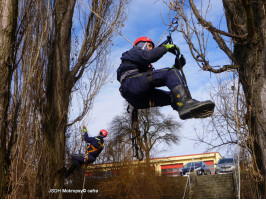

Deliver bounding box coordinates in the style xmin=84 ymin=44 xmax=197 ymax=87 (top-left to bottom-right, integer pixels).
xmin=63 ymin=164 xmax=187 ymax=199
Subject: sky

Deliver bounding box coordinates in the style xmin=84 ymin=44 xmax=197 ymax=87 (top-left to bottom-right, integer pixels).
xmin=71 ymin=0 xmax=234 ymax=159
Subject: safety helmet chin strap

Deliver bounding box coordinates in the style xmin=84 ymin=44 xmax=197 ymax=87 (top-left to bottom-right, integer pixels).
xmin=136 ymin=42 xmax=149 ymax=51
xmin=141 ymin=42 xmax=148 ymax=51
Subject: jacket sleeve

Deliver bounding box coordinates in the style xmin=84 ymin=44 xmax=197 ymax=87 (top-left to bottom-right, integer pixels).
xmin=83 ymin=131 xmax=94 ymax=143
xmin=131 ymin=46 xmax=167 ymax=65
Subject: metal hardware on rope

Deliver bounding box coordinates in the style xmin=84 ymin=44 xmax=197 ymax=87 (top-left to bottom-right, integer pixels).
xmin=157 ymin=19 xmax=192 ymax=99
xmin=156 ymin=18 xmax=179 ymax=47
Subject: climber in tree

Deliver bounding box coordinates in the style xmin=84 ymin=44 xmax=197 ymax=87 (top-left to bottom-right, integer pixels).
xmin=65 ymin=126 xmax=108 ymax=178
xmin=117 ymin=36 xmax=215 ymax=120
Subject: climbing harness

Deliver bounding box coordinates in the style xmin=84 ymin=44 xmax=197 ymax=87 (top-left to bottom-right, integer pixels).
xmin=126 ymin=19 xmax=181 ymax=160
xmin=85 ymin=138 xmax=103 ymax=163
xmin=86 ymin=139 xmax=103 ymax=154
xmin=146 ymin=70 xmax=155 ymax=88
xmin=119 ymin=69 xmax=138 ymax=83
xmin=128 ymin=107 xmax=144 ymax=161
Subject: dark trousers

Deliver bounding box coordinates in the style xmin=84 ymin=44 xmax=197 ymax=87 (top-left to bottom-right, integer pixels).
xmin=120 ymin=68 xmax=185 ymax=109
xmin=65 ymin=154 xmax=96 ymax=177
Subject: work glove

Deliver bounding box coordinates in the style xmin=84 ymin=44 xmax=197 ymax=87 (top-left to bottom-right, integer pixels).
xmin=174 ymin=54 xmax=186 ymax=70
xmin=83 ymin=125 xmax=87 ymax=133
xmin=163 ymin=44 xmax=180 ymax=54
xmin=179 ymin=54 xmax=186 ymax=67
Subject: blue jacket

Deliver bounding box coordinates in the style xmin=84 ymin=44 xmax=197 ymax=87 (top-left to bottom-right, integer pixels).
xmin=83 ymin=131 xmax=104 ymax=158
xmin=117 ymin=46 xmax=167 ymax=81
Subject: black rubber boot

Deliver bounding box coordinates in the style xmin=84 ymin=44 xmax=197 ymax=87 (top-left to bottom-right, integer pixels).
xmin=65 ymin=160 xmax=81 ymax=178
xmin=171 ymin=85 xmax=215 ymax=120
xmin=65 ymin=164 xmax=76 ymax=178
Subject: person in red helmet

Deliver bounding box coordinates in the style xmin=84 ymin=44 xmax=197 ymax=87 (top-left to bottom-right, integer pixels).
xmin=65 ymin=126 xmax=107 ymax=177
xmin=117 ymin=36 xmax=215 ymax=120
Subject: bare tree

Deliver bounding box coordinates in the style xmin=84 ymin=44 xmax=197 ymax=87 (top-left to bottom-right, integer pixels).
xmin=192 ymin=73 xmax=262 ymax=197
xmin=93 ymin=106 xmax=182 ymax=198
xmin=193 ymin=74 xmax=247 ymax=152
xmin=6 ymin=1 xmax=53 ymax=198
xmin=1 ymin=0 xmax=128 ymax=198
xmin=99 ymin=125 xmax=134 ymax=164
xmin=165 ymin=0 xmax=266 ymax=197
xmin=0 ymin=0 xmax=20 ymax=197
xmin=37 ymin=0 xmax=128 ymax=198
xmin=109 ymin=104 xmax=182 ymax=168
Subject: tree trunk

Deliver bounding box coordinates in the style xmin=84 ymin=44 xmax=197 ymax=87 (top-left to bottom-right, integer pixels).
xmin=145 ymin=151 xmax=151 ymax=171
xmin=143 ymin=133 xmax=152 ymax=173
xmin=223 ymin=0 xmax=266 ymax=197
xmin=0 ymin=0 xmax=18 ymax=197
xmin=237 ymin=40 xmax=266 ymax=198
xmin=236 ymin=41 xmax=266 ymax=199
xmin=37 ymin=0 xmax=76 ymax=198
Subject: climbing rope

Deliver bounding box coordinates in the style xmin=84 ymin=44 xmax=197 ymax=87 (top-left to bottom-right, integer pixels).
xmin=183 ymin=158 xmax=194 ymax=199
xmin=155 ymin=26 xmax=170 ymax=47
xmin=156 ymin=18 xmax=178 ymax=47
xmin=77 ymin=0 xmax=134 ymax=46
xmin=81 ymin=173 xmax=86 ymax=199
xmin=78 ymin=0 xmax=180 ymax=49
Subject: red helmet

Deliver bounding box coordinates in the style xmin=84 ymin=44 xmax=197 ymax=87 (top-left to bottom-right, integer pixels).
xmin=134 ymin=36 xmax=154 ymax=47
xmin=100 ymin=129 xmax=108 ymax=138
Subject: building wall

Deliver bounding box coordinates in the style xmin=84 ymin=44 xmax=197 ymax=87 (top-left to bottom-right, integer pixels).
xmin=151 ymin=152 xmax=222 ymax=175
xmin=85 ymin=152 xmax=222 ymax=176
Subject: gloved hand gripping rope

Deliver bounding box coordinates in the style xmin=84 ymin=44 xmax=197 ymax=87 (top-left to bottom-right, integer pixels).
xmin=158 ymin=19 xmax=215 ymax=119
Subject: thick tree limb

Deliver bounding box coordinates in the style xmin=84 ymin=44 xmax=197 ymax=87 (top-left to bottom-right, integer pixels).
xmin=189 ymin=0 xmax=238 ymax=64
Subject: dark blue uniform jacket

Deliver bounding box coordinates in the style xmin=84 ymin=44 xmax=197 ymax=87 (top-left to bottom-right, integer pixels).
xmin=83 ymin=132 xmax=104 ymax=158
xmin=117 ymin=46 xmax=167 ymax=81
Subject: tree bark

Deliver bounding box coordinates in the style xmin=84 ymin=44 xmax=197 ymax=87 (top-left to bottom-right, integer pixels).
xmin=38 ymin=0 xmax=76 ymax=198
xmin=223 ymin=0 xmax=266 ymax=197
xmin=0 ymin=0 xmax=18 ymax=197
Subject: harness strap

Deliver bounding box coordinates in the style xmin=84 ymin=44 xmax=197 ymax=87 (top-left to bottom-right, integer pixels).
xmin=84 ymin=141 xmax=103 ymax=163
xmin=146 ymin=70 xmax=154 ymax=88
xmin=86 ymin=145 xmax=100 ymax=154
xmin=122 ymin=60 xmax=135 ymax=64
xmin=119 ymin=69 xmax=138 ymax=83
xmin=86 ymin=138 xmax=103 ymax=154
